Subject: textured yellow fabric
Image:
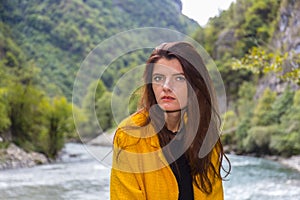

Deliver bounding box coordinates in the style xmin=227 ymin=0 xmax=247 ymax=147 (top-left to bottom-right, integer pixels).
xmin=110 ymin=110 xmax=224 ymax=200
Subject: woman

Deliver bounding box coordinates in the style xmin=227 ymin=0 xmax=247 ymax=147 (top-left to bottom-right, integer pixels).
xmin=110 ymin=41 xmax=231 ymax=200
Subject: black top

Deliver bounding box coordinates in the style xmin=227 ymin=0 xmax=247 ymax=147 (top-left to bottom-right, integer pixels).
xmin=170 ymin=153 xmax=194 ymax=200
xmin=164 ymin=128 xmax=194 ymax=200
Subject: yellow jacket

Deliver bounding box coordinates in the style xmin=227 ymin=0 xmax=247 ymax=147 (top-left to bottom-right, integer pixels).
xmin=110 ymin=110 xmax=224 ymax=200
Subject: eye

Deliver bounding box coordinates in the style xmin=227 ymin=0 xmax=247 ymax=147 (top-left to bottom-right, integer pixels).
xmin=175 ymin=75 xmax=186 ymax=82
xmin=152 ymin=74 xmax=165 ymax=82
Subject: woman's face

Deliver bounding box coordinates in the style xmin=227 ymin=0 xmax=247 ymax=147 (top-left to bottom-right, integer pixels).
xmin=152 ymin=57 xmax=188 ymax=112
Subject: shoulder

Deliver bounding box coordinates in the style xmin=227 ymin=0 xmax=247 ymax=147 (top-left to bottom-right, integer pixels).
xmin=113 ymin=109 xmax=150 ymax=148
xmin=118 ymin=109 xmax=149 ymax=128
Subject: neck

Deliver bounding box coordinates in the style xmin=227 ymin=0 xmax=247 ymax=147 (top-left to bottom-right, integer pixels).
xmin=164 ymin=111 xmax=183 ymax=133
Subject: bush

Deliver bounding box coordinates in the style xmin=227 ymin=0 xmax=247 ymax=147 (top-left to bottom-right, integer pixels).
xmin=270 ymin=131 xmax=300 ymax=157
xmin=242 ymin=125 xmax=281 ymax=154
xmin=0 ymin=88 xmax=10 ymax=132
xmin=96 ymin=92 xmax=113 ymax=132
xmin=267 ymin=86 xmax=294 ymax=124
xmin=251 ymin=88 xmax=276 ymax=126
xmin=270 ymin=90 xmax=300 ymax=157
xmin=235 ymin=112 xmax=252 ymax=151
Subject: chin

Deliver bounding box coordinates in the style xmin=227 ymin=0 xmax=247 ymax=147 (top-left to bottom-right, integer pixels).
xmin=159 ymin=105 xmax=181 ymax=112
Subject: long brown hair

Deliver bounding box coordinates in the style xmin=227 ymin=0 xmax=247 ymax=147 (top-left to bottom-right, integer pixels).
xmin=140 ymin=41 xmax=231 ymax=194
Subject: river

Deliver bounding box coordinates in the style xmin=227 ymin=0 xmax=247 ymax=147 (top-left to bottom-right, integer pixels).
xmin=0 ymin=143 xmax=299 ymax=200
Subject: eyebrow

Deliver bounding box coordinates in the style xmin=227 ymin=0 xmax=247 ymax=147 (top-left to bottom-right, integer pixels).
xmin=152 ymin=72 xmax=185 ymax=76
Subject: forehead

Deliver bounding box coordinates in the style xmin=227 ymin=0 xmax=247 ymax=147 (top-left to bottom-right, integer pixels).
xmin=153 ymin=58 xmax=183 ymax=74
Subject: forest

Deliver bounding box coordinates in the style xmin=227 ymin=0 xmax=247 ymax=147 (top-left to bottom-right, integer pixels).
xmin=0 ymin=0 xmax=299 ymax=160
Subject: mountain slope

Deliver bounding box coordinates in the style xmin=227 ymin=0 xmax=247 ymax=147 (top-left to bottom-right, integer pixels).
xmin=0 ymin=0 xmax=199 ymax=98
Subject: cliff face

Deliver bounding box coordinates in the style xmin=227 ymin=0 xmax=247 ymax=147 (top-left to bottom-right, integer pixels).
xmin=273 ymin=0 xmax=300 ymax=54
xmin=273 ymin=0 xmax=300 ymax=77
xmin=256 ymin=0 xmax=300 ymax=97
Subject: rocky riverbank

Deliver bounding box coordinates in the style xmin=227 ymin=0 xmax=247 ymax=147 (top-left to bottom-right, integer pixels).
xmin=87 ymin=132 xmax=114 ymax=146
xmin=252 ymin=154 xmax=300 ymax=173
xmin=276 ymin=155 xmax=300 ymax=172
xmin=224 ymin=145 xmax=300 ymax=173
xmin=0 ymin=143 xmax=48 ymax=170
xmin=0 ymin=131 xmax=115 ymax=171
xmin=1 ymin=138 xmax=299 ymax=173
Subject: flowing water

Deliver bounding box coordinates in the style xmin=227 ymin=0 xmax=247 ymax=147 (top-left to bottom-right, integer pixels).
xmin=0 ymin=143 xmax=299 ymax=200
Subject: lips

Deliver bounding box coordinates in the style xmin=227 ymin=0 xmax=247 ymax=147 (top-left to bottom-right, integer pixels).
xmin=161 ymin=96 xmax=176 ymax=100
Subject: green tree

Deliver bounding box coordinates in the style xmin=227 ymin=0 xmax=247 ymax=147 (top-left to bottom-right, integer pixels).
xmin=43 ymin=97 xmax=75 ymax=158
xmin=32 ymin=96 xmax=84 ymax=158
xmin=232 ymin=46 xmax=299 ymax=85
xmin=251 ymin=88 xmax=276 ymax=126
xmin=1 ymin=0 xmax=199 ymax=101
xmin=243 ymin=125 xmax=280 ymax=154
xmin=234 ymin=82 xmax=256 ymax=151
xmin=7 ymin=83 xmax=45 ymax=150
xmin=271 ymin=90 xmax=300 ymax=156
xmin=237 ymin=0 xmax=280 ymax=53
xmin=128 ymin=88 xmax=142 ymax=114
xmin=235 ymin=112 xmax=253 ymax=152
xmin=82 ymin=80 xmax=107 ymax=110
xmin=236 ymin=81 xmax=256 ymax=117
xmin=96 ymin=92 xmax=113 ymax=132
xmin=281 ymin=90 xmax=300 ymax=131
xmin=81 ymin=80 xmax=108 ymax=138
xmin=267 ymin=87 xmax=294 ymax=124
xmin=0 ymin=88 xmax=10 ymax=132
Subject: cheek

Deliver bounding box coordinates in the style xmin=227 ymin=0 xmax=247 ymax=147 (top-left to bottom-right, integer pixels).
xmin=181 ymin=88 xmax=188 ymax=106
xmin=152 ymin=84 xmax=160 ymax=99
xmin=175 ymin=85 xmax=188 ymax=105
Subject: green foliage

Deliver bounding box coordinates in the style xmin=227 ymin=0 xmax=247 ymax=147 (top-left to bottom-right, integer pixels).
xmin=222 ymin=110 xmax=238 ymax=133
xmin=0 ymin=20 xmax=79 ymax=158
xmin=232 ymin=47 xmax=286 ymax=74
xmin=271 ymin=90 xmax=300 ymax=156
xmin=215 ymin=0 xmax=300 ymax=156
xmin=234 ymin=82 xmax=256 ymax=151
xmin=235 ymin=112 xmax=253 ymax=151
xmin=5 ymin=84 xmax=76 ymax=158
xmin=251 ymin=88 xmax=276 ymax=126
xmin=196 ymin=0 xmax=280 ymax=59
xmin=0 ymin=88 xmax=10 ymax=132
xmin=41 ymin=97 xmax=75 ymax=158
xmin=270 ymin=131 xmax=300 ymax=157
xmin=193 ymin=0 xmax=282 ymax=105
xmin=283 ymin=90 xmax=300 ymax=126
xmin=234 ymin=88 xmax=300 ymax=156
xmin=128 ymin=88 xmax=142 ymax=115
xmin=4 ymin=82 xmax=75 ymax=158
xmin=281 ymin=53 xmax=300 ymax=84
xmin=221 ymin=110 xmax=238 ymax=145
xmin=82 ymin=80 xmax=107 ymax=110
xmin=192 ymin=0 xmax=300 ymax=157
xmin=235 ymin=0 xmax=280 ymax=53
xmin=0 ymin=0 xmax=298 ymax=160
xmin=216 ymin=60 xmax=253 ymax=103
xmin=242 ymin=125 xmax=281 ymax=154
xmin=232 ymin=46 xmax=299 ymax=85
xmin=0 ymin=141 xmax=10 ymax=149
xmin=81 ymin=80 xmax=109 ymax=138
xmin=236 ymin=81 xmax=256 ymax=117
xmin=1 ymin=0 xmax=198 ymax=100
xmin=267 ymin=87 xmax=294 ymax=124
xmin=96 ymin=92 xmax=114 ymax=132
xmin=6 ymin=83 xmax=45 ymax=148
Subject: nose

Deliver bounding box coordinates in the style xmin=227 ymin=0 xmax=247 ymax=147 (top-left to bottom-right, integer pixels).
xmin=162 ymin=78 xmax=173 ymax=91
